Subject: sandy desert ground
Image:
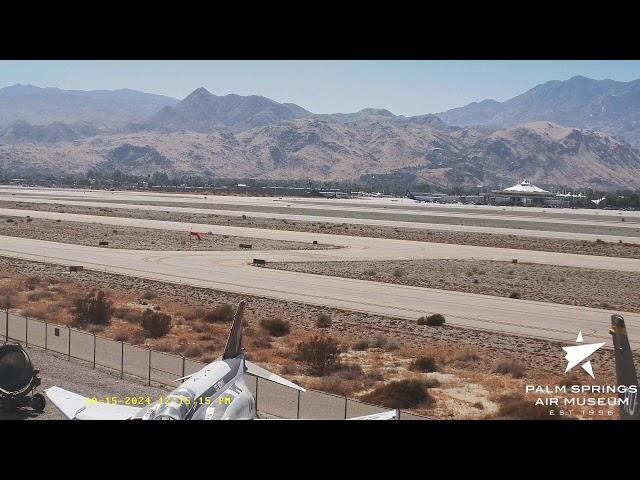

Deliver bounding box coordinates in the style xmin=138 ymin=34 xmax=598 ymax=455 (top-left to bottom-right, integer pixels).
xmin=0 ymin=216 xmax=332 ymax=251
xmin=267 ymin=258 xmax=640 ymax=313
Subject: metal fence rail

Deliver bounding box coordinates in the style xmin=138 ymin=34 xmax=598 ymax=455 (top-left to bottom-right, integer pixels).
xmin=1 ymin=310 xmax=431 ymax=420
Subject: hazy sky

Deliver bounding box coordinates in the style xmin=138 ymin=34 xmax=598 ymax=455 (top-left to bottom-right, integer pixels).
xmin=2 ymin=60 xmax=640 ymax=115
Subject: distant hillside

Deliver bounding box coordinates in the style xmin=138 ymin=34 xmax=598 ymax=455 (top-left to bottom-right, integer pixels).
xmin=135 ymin=88 xmax=313 ymax=132
xmin=2 ymin=118 xmax=639 ymax=190
xmin=438 ymin=76 xmax=640 ymax=147
xmin=0 ymin=121 xmax=101 ymax=144
xmin=0 ymin=84 xmax=178 ymax=128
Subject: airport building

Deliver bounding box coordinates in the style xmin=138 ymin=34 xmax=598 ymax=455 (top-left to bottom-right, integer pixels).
xmin=489 ymin=180 xmax=562 ymax=207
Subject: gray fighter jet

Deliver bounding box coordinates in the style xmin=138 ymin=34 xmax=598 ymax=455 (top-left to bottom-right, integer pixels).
xmin=45 ymin=301 xmax=397 ymax=420
xmin=610 ymin=314 xmax=639 ymax=420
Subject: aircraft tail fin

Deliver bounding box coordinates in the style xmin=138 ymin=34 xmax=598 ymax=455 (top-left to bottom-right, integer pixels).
xmin=610 ymin=314 xmax=640 ymax=419
xmin=222 ymin=301 xmax=246 ymax=360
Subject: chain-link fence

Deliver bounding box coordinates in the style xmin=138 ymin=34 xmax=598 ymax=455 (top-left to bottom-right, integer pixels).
xmin=1 ymin=310 xmax=431 ymax=420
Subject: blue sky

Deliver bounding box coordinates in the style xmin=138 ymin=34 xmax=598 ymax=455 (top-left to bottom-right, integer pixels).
xmin=2 ymin=60 xmax=640 ymax=115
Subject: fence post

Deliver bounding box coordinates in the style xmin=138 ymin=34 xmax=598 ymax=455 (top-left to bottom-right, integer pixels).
xmin=5 ymin=310 xmax=8 ymax=341
xmin=181 ymin=354 xmax=185 ymax=378
xmin=93 ymin=334 xmax=96 ymax=369
xmin=297 ymin=389 xmax=301 ymax=419
xmin=45 ymin=320 xmax=48 ymax=351
xmin=344 ymin=396 xmax=348 ymax=419
xmin=67 ymin=326 xmax=71 ymax=361
xmin=255 ymin=377 xmax=259 ymax=412
xmin=148 ymin=348 xmax=152 ymax=386
xmin=120 ymin=341 xmax=124 ymax=379
xmin=25 ymin=317 xmax=28 ymax=346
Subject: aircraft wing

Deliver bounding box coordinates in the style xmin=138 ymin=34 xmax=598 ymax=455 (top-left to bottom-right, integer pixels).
xmin=45 ymin=386 xmax=141 ymax=420
xmin=245 ymin=360 xmax=306 ymax=392
xmin=347 ymin=410 xmax=399 ymax=420
xmin=257 ymin=409 xmax=399 ymax=420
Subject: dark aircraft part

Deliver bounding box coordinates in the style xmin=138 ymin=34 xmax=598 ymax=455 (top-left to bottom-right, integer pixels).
xmin=0 ymin=343 xmax=45 ymax=413
xmin=610 ymin=315 xmax=639 ymax=419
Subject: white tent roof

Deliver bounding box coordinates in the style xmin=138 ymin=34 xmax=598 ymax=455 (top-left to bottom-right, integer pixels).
xmin=502 ymin=180 xmax=549 ymax=193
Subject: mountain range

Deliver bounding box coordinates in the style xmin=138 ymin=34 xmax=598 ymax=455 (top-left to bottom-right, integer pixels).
xmin=437 ymin=76 xmax=640 ymax=147
xmin=1 ymin=79 xmax=640 ymax=190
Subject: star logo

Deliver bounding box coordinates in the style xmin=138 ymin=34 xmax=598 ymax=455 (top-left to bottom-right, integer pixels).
xmin=562 ymin=331 xmax=605 ymax=379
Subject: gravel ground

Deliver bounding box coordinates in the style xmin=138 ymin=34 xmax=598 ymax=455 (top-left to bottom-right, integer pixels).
xmin=267 ymin=259 xmax=640 ymax=313
xmin=0 ymin=216 xmax=331 ymax=251
xmin=0 ymin=346 xmax=168 ymax=420
xmin=1 ymin=200 xmax=639 ymax=258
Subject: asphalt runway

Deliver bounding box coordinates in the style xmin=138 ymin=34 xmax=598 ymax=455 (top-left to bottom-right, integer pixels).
xmin=1 ymin=196 xmax=639 ymax=244
xmin=2 ymin=185 xmax=639 ymax=218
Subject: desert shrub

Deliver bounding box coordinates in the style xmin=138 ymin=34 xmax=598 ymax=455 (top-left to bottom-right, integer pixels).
xmin=393 ymin=268 xmax=405 ymax=278
xmin=25 ymin=276 xmax=41 ymax=291
xmin=423 ymin=377 xmax=441 ymax=388
xmin=472 ymin=401 xmax=484 ymax=410
xmin=495 ymin=394 xmax=563 ymax=420
xmin=558 ymin=372 xmax=583 ymax=387
xmin=410 ymin=356 xmax=439 ymax=373
xmin=72 ymin=289 xmax=113 ymax=326
xmin=251 ymin=337 xmax=273 ymax=349
xmin=181 ymin=306 xmax=206 ymax=321
xmin=367 ymin=370 xmax=385 ymax=381
xmin=141 ymin=309 xmax=172 ymax=338
xmin=141 ymin=289 xmax=158 ymax=300
xmin=183 ymin=344 xmax=204 ymax=358
xmin=203 ymin=303 xmax=235 ymax=323
xmin=353 ymin=338 xmax=369 ymax=351
xmin=153 ymin=339 xmax=175 ymax=353
xmin=112 ymin=329 xmax=144 ymax=343
xmin=362 ymin=379 xmax=433 ymax=409
xmin=369 ymin=334 xmax=400 ymax=351
xmin=417 ymin=313 xmax=446 ymax=326
xmin=27 ymin=290 xmax=53 ymax=302
xmin=315 ymin=376 xmax=360 ymax=397
xmin=494 ymin=359 xmax=525 ymax=378
xmin=456 ymin=346 xmax=481 ymax=362
xmin=114 ymin=308 xmax=144 ymax=324
xmin=0 ymin=291 xmax=17 ymax=309
xmin=260 ymin=318 xmax=291 ymax=337
xmin=22 ymin=304 xmax=50 ymax=320
xmin=295 ymin=336 xmax=341 ymax=375
xmin=509 ymin=291 xmax=521 ymax=299
xmin=332 ymin=363 xmax=364 ymax=380
xmin=316 ymin=313 xmax=332 ymax=328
